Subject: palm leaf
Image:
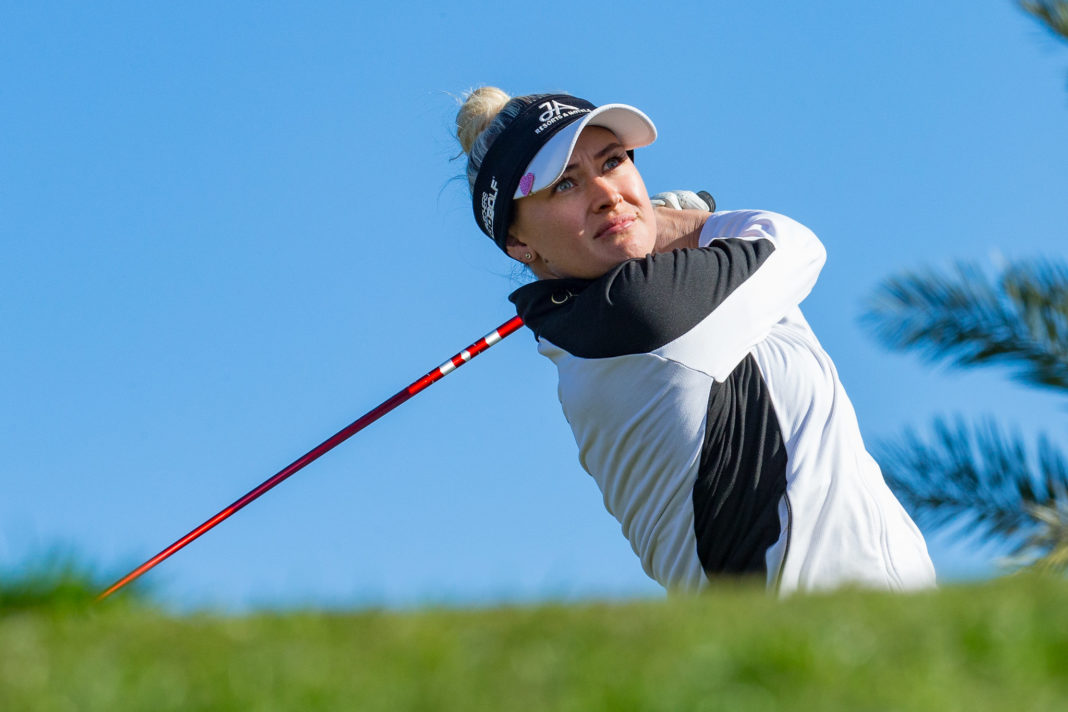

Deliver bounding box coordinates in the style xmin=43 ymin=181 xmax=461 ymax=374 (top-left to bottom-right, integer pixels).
xmin=877 ymin=417 xmax=1068 ymax=556
xmin=862 ymin=259 xmax=1068 ymax=393
xmin=1020 ymin=1 xmax=1068 ymax=43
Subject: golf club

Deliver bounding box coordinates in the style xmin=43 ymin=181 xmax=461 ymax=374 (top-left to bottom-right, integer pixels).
xmin=98 ymin=315 xmax=525 ymax=600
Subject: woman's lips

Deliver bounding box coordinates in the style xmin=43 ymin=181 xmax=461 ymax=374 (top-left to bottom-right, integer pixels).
xmin=596 ymin=215 xmax=637 ymax=239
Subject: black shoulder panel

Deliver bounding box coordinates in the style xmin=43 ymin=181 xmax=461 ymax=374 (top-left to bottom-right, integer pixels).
xmin=509 ymin=239 xmax=776 ymax=359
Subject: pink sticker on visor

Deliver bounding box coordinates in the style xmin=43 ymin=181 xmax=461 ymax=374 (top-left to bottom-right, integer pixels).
xmin=519 ymin=172 xmax=535 ymax=197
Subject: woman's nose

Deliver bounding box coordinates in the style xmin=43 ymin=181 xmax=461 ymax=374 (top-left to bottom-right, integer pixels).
xmin=591 ymin=177 xmax=623 ymax=211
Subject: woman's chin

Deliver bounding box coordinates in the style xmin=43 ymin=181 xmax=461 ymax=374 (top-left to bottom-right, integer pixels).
xmin=607 ymin=235 xmax=656 ymax=261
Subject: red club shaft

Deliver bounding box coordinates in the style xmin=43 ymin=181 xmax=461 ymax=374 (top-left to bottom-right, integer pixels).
xmin=99 ymin=315 xmax=526 ymax=600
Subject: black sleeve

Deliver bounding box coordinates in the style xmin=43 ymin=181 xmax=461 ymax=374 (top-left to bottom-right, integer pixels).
xmin=511 ymin=239 xmax=776 ymax=359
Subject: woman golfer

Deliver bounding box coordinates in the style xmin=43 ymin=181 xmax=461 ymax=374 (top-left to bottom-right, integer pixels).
xmin=456 ymin=87 xmax=935 ymax=594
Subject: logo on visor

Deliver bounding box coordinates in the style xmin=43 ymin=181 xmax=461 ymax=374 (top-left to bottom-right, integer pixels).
xmin=480 ymin=177 xmax=499 ymax=234
xmin=538 ymin=100 xmax=581 ymax=123
xmin=535 ymin=100 xmax=588 ymax=134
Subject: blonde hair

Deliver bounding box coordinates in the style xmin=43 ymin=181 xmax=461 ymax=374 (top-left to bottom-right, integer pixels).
xmin=456 ymin=86 xmax=511 ymax=155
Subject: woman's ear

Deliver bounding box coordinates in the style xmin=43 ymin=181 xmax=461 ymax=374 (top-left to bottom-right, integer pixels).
xmin=505 ymin=234 xmax=536 ymax=265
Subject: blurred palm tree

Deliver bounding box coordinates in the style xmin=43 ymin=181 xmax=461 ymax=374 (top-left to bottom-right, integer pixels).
xmin=1021 ymin=1 xmax=1068 ymax=42
xmin=864 ymin=261 xmax=1068 ymax=571
xmin=862 ymin=2 xmax=1068 ymax=572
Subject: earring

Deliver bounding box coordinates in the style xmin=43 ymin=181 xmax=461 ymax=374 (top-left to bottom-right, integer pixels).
xmin=524 ymin=252 xmax=532 ymax=261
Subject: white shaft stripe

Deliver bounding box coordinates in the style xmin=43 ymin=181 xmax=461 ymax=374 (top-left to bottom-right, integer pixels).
xmin=438 ymin=360 xmax=457 ymax=375
xmin=485 ymin=332 xmax=502 ymax=345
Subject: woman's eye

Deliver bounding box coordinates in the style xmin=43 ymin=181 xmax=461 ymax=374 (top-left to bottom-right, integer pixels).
xmin=604 ymin=154 xmax=625 ymax=171
xmin=553 ymin=177 xmax=575 ymax=193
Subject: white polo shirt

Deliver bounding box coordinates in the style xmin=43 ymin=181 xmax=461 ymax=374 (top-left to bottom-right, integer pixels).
xmin=510 ymin=210 xmax=935 ymax=593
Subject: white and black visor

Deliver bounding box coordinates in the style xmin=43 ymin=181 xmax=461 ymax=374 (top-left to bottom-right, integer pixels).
xmin=471 ymin=94 xmax=657 ymax=252
xmin=515 ymin=104 xmax=657 ymax=199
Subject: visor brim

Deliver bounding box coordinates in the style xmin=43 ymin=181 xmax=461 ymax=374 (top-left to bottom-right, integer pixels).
xmin=514 ymin=104 xmax=657 ymax=199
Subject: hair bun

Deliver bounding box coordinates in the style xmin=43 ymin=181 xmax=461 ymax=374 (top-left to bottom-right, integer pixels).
xmin=456 ymin=87 xmax=512 ymax=155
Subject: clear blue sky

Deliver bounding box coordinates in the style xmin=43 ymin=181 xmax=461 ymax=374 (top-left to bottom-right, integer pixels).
xmin=3 ymin=1 xmax=1067 ymax=610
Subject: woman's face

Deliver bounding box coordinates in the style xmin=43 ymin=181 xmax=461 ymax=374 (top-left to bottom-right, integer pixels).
xmin=507 ymin=126 xmax=657 ymax=280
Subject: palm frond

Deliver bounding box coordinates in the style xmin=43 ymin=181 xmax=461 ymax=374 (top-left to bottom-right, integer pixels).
xmin=862 ymin=259 xmax=1068 ymax=393
xmin=876 ymin=416 xmax=1068 ymax=550
xmin=1020 ymin=1 xmax=1068 ymax=43
xmin=1001 ymin=499 xmax=1068 ymax=572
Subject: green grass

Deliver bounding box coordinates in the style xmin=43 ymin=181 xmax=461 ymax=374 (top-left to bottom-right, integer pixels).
xmin=0 ymin=551 xmax=147 ymax=613
xmin=3 ymin=576 xmax=1068 ymax=711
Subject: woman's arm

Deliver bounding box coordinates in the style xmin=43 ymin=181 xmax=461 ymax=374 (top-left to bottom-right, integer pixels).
xmin=633 ymin=209 xmax=827 ymax=379
xmin=517 ymin=210 xmax=824 ymax=372
xmin=513 ymin=208 xmax=825 ymax=380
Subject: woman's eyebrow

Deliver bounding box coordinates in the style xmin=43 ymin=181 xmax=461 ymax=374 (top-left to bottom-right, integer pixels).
xmin=594 ymin=141 xmax=625 ymax=159
xmin=563 ymin=142 xmax=625 ymax=172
